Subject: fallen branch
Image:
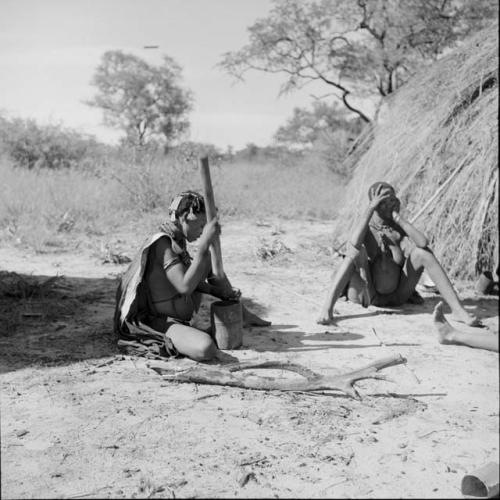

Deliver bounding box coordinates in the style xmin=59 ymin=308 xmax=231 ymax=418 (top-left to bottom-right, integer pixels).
xmin=148 ymin=354 xmax=406 ymax=399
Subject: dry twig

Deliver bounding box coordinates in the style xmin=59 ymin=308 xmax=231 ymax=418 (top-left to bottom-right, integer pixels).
xmin=149 ymin=354 xmax=406 ymax=399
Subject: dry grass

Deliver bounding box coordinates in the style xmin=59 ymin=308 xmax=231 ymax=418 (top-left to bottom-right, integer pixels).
xmin=0 ymin=152 xmax=343 ymax=253
xmin=336 ymin=22 xmax=498 ymax=279
xmin=0 ymin=159 xmax=128 ymax=251
xmin=214 ymin=160 xmax=342 ymax=220
xmin=0 ymin=152 xmax=203 ymax=251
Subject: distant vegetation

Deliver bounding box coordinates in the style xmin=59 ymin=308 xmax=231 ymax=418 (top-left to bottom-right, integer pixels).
xmin=273 ymin=101 xmax=364 ymax=177
xmin=87 ymin=51 xmax=193 ymax=149
xmin=1 ymin=0 xmax=496 ymax=261
xmin=0 ymin=115 xmax=107 ymax=170
xmin=0 ymin=113 xmax=343 ymax=253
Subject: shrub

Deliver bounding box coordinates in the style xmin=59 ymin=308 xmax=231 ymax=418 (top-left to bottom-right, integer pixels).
xmin=0 ymin=115 xmax=104 ymax=170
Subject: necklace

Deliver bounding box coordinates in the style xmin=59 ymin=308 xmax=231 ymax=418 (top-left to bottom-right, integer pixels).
xmin=369 ymin=217 xmax=396 ymax=233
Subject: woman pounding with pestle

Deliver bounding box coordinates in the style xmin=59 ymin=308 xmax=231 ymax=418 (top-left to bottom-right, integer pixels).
xmin=115 ymin=191 xmax=270 ymax=361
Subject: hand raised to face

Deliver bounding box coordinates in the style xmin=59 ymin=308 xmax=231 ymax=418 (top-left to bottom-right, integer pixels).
xmin=369 ymin=184 xmax=393 ymax=211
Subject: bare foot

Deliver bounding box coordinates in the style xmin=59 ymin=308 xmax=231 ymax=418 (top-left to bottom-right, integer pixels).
xmin=433 ymin=301 xmax=456 ymax=344
xmin=242 ymin=306 xmax=271 ymax=327
xmin=449 ymin=310 xmax=483 ymax=328
xmin=213 ymin=350 xmax=239 ymax=364
xmin=316 ymin=314 xmax=334 ymax=325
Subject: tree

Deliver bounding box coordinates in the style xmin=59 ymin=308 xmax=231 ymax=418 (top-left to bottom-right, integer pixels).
xmin=274 ymin=100 xmax=363 ymax=148
xmin=273 ymin=101 xmax=365 ymax=176
xmin=219 ymin=0 xmax=497 ymax=122
xmin=88 ymin=51 xmax=193 ymax=147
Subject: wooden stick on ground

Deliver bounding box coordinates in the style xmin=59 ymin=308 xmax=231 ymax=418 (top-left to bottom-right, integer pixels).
xmin=149 ymin=354 xmax=406 ymax=399
xmin=200 ymin=156 xmax=225 ymax=280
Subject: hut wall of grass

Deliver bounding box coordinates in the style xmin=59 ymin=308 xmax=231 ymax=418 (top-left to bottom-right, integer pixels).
xmin=336 ymin=23 xmax=498 ymax=280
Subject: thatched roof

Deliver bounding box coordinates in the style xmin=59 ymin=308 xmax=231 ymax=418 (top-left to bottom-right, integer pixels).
xmin=336 ymin=22 xmax=498 ymax=280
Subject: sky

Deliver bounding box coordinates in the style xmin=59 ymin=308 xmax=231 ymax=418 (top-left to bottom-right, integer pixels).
xmin=0 ymin=0 xmax=325 ymax=150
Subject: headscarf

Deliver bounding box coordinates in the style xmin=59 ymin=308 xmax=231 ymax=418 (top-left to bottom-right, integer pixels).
xmin=168 ymin=191 xmax=205 ymax=222
xmin=158 ymin=191 xmax=205 ymax=265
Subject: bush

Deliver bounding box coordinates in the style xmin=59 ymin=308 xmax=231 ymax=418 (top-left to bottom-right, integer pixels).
xmin=306 ymin=126 xmax=365 ymax=178
xmin=0 ymin=115 xmax=105 ymax=170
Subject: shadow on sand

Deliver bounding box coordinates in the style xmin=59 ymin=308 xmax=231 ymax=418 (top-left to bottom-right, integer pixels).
xmin=0 ymin=272 xmax=274 ymax=374
xmin=0 ymin=271 xmax=121 ymax=374
xmin=240 ymin=293 xmax=498 ymax=354
xmin=2 ymin=271 xmax=496 ymax=373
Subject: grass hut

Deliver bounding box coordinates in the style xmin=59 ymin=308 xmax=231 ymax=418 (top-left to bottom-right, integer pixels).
xmin=335 ymin=22 xmax=498 ymax=280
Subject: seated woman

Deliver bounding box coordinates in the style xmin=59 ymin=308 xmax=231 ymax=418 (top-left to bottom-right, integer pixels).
xmin=115 ymin=191 xmax=270 ymax=362
xmin=317 ymin=181 xmax=481 ymax=327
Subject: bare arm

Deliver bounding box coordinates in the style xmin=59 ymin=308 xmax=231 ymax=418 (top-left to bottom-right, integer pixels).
xmin=350 ymin=207 xmax=376 ymax=248
xmin=194 ymin=279 xmax=240 ymax=300
xmin=350 ymin=185 xmax=392 ymax=247
xmin=392 ymin=212 xmax=428 ymax=248
xmin=163 ymin=219 xmax=220 ymax=295
xmin=316 ymin=186 xmax=391 ymax=324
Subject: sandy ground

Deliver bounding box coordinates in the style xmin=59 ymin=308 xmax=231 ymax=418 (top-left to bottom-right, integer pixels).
xmin=1 ymin=219 xmax=498 ymax=499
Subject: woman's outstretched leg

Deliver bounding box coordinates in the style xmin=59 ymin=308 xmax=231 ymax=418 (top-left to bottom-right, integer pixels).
xmin=433 ymin=302 xmax=497 ymax=352
xmin=409 ymin=247 xmax=481 ymax=326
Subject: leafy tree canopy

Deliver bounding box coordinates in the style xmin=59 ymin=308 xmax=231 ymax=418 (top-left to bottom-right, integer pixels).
xmin=219 ymin=0 xmax=497 ymax=122
xmin=88 ymin=51 xmax=193 ymax=147
xmin=274 ymin=100 xmax=364 ymax=148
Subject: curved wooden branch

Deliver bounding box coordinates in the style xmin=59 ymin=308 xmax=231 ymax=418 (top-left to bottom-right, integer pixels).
xmin=149 ymin=354 xmax=406 ymax=399
xmin=226 ymin=360 xmax=322 ymax=380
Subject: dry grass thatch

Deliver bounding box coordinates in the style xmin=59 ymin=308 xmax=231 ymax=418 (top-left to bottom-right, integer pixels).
xmin=336 ymin=22 xmax=498 ymax=279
